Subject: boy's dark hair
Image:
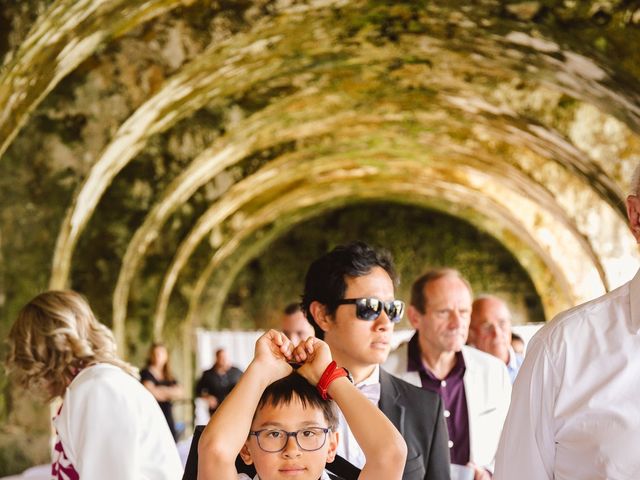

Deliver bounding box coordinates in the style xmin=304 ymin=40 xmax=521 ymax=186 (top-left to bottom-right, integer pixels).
xmin=257 ymin=373 xmax=338 ymax=429
xmin=301 ymin=241 xmax=397 ymax=339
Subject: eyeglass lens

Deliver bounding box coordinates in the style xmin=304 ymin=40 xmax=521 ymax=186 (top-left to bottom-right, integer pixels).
xmin=254 ymin=428 xmax=328 ymax=452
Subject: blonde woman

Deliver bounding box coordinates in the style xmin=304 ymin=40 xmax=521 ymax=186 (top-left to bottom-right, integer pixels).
xmin=6 ymin=290 xmax=182 ymax=480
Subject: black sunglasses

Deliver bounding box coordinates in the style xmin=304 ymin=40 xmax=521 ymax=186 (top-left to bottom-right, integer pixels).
xmin=335 ymin=297 xmax=405 ymax=323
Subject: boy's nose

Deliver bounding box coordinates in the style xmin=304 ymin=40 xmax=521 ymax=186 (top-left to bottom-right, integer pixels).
xmin=282 ymin=435 xmax=302 ymax=458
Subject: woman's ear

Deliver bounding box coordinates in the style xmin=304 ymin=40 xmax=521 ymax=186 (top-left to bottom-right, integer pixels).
xmin=239 ymin=442 xmax=254 ymax=465
xmin=325 ymin=430 xmax=339 ymax=463
xmin=309 ymin=301 xmax=332 ymax=334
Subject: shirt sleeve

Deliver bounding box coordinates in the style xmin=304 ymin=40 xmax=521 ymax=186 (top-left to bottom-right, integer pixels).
xmin=139 ymin=368 xmax=155 ymax=384
xmin=60 ymin=376 xmax=145 ymax=479
xmin=493 ymin=334 xmax=558 ymax=480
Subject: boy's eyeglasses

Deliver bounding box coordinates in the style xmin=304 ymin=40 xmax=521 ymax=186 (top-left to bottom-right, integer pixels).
xmin=335 ymin=297 xmax=405 ymax=323
xmin=249 ymin=427 xmax=331 ymax=452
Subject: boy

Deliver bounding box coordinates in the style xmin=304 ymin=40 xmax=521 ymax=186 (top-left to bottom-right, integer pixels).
xmin=198 ymin=330 xmax=407 ymax=480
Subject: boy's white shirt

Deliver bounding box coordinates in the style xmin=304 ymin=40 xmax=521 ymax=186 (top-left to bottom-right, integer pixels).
xmin=335 ymin=365 xmax=381 ymax=469
xmin=237 ymin=472 xmax=331 ymax=479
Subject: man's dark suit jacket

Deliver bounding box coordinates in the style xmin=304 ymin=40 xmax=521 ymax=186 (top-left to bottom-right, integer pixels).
xmin=379 ymin=369 xmax=451 ymax=480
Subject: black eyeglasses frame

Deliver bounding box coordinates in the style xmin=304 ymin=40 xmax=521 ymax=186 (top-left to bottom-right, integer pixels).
xmin=248 ymin=427 xmax=331 ymax=453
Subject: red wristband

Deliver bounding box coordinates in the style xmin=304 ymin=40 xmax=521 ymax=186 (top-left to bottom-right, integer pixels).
xmin=316 ymin=361 xmax=350 ymax=400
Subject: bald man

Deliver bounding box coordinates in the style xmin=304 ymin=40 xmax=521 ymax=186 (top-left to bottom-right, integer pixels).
xmin=469 ymin=296 xmax=523 ymax=383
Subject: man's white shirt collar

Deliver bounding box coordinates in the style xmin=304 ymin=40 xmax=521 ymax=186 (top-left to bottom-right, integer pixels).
xmin=336 ymin=364 xmax=381 ymax=468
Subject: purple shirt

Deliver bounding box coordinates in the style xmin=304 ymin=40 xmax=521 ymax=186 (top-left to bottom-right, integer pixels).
xmin=407 ymin=333 xmax=470 ymax=465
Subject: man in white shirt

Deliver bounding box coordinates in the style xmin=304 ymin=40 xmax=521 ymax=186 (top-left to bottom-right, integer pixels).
xmin=301 ymin=241 xmax=451 ymax=480
xmin=494 ymin=164 xmax=640 ymax=480
xmin=469 ymin=296 xmax=523 ymax=383
xmin=384 ymin=269 xmax=511 ymax=480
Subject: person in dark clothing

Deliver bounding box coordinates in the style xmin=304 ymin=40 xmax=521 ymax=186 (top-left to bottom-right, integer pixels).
xmin=195 ymin=348 xmax=243 ymax=414
xmin=301 ymin=241 xmax=451 ymax=480
xmin=140 ymin=343 xmax=183 ymax=440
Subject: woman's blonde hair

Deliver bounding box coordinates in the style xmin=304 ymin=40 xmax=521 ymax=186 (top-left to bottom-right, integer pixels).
xmin=6 ymin=290 xmax=137 ymax=399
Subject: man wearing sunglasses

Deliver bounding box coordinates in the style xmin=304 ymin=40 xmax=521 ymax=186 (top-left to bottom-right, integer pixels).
xmin=301 ymin=241 xmax=451 ymax=480
xmin=384 ymin=269 xmax=511 ymax=480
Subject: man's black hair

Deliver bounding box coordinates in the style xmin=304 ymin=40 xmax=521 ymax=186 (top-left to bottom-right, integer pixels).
xmin=257 ymin=372 xmax=339 ymax=429
xmin=283 ymin=302 xmax=301 ymax=315
xmin=301 ymin=241 xmax=397 ymax=339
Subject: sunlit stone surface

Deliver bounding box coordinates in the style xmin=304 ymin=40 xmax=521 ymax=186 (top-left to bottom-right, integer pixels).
xmin=1 ymin=0 xmax=640 ymax=472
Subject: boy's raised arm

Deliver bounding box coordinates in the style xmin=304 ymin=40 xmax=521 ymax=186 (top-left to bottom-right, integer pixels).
xmin=295 ymin=338 xmax=407 ymax=480
xmin=197 ymin=330 xmax=293 ymax=480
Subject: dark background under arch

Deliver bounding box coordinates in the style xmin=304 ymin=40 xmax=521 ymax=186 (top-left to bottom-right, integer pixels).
xmin=219 ymin=201 xmax=545 ymax=330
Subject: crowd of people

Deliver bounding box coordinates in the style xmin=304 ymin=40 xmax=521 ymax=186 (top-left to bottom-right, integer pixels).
xmin=6 ymin=165 xmax=640 ymax=479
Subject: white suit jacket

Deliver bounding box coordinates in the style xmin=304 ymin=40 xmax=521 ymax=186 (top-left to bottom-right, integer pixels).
xmin=384 ymin=343 xmax=511 ymax=468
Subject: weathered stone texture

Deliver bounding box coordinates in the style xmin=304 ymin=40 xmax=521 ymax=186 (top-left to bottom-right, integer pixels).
xmin=1 ymin=0 xmax=640 ymax=473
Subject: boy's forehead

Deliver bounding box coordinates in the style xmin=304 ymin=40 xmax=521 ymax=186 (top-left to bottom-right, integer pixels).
xmin=253 ymin=397 xmax=327 ymax=428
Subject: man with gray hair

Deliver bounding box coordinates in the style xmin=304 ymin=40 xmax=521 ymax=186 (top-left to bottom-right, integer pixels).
xmin=494 ymin=164 xmax=640 ymax=479
xmin=469 ymin=295 xmax=523 ymax=383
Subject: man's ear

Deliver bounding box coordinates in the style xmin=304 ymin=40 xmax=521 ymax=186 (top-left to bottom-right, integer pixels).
xmin=239 ymin=442 xmax=254 ymax=465
xmin=407 ymin=305 xmax=422 ymax=330
xmin=309 ymin=301 xmax=332 ymax=334
xmin=325 ymin=430 xmax=339 ymax=464
xmin=627 ymin=195 xmax=640 ymax=244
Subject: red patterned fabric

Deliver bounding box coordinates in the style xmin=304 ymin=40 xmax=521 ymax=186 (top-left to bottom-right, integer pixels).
xmin=52 ymin=406 xmax=79 ymax=480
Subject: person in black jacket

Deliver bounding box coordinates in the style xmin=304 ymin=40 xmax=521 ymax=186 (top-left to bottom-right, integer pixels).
xmin=195 ymin=347 xmax=243 ymax=415
xmin=301 ymin=241 xmax=451 ymax=480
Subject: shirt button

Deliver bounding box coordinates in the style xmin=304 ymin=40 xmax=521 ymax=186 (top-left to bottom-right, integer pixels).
xmin=444 ymin=410 xmax=451 ymax=418
xmin=441 ymin=380 xmax=447 ymax=387
xmin=448 ymin=440 xmax=454 ymax=448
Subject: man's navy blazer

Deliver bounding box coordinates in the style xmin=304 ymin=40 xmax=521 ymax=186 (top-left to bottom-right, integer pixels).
xmin=379 ymin=369 xmax=451 ymax=480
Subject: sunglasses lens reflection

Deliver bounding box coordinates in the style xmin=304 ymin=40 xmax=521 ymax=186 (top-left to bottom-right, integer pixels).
xmin=353 ymin=298 xmax=405 ymax=322
xmin=389 ymin=301 xmax=404 ymax=322
xmin=356 ymin=298 xmax=382 ymax=320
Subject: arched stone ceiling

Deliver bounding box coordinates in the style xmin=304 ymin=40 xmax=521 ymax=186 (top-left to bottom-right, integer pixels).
xmin=0 ymin=0 xmax=191 ymax=157
xmin=2 ymin=0 xmax=640 ymax=350
xmin=174 ymin=178 xmax=570 ymax=337
xmin=150 ymin=152 xmax=628 ymax=337
xmin=47 ymin=0 xmax=640 ymax=290
xmin=107 ymin=112 xmax=606 ymax=342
